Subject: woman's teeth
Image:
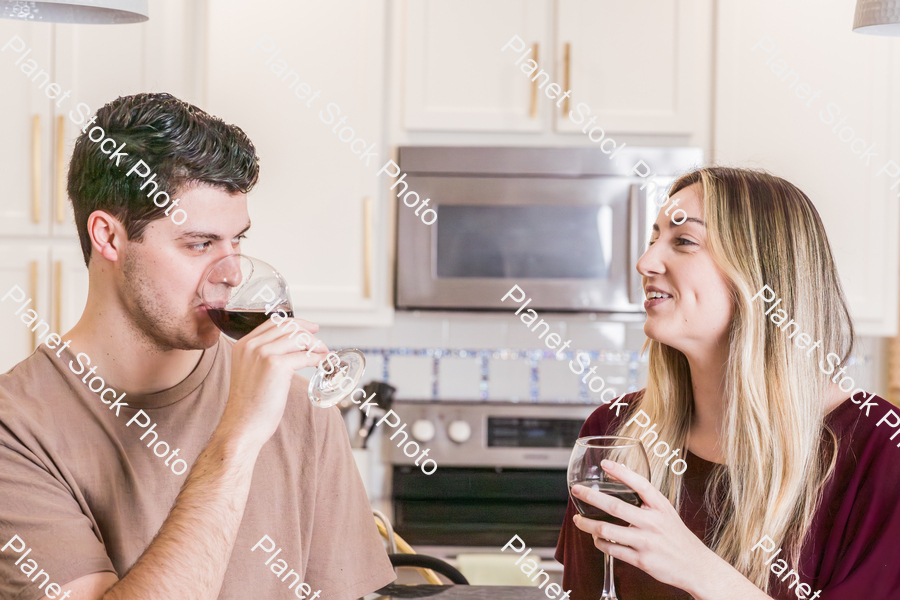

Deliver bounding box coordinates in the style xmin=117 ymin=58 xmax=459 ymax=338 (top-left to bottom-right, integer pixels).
xmin=646 ymin=291 xmax=672 ymax=299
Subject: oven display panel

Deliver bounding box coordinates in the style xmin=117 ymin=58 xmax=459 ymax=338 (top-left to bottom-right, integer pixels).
xmin=487 ymin=417 xmax=584 ymax=448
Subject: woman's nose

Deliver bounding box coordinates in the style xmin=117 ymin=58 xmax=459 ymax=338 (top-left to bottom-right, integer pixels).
xmin=636 ymin=242 xmax=665 ymax=278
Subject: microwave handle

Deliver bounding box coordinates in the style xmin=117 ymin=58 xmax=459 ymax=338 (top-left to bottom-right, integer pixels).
xmin=628 ymin=184 xmax=644 ymax=305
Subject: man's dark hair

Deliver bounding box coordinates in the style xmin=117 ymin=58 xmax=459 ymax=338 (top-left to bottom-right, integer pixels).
xmin=67 ymin=92 xmax=260 ymax=266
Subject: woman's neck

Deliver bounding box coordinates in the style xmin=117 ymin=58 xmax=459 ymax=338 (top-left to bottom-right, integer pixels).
xmin=684 ymin=345 xmax=730 ymax=464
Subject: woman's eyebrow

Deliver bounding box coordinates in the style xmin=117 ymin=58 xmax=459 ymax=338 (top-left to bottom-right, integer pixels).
xmin=651 ymin=217 xmax=706 ymax=231
xmin=673 ymin=217 xmax=705 ymax=227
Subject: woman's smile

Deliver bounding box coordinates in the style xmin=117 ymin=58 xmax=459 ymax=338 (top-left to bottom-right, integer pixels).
xmin=644 ymin=286 xmax=673 ymax=310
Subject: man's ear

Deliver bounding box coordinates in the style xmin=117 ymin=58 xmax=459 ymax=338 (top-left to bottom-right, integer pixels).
xmin=88 ymin=210 xmax=128 ymax=263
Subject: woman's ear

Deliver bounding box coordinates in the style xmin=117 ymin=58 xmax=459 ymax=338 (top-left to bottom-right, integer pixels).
xmin=88 ymin=210 xmax=127 ymax=263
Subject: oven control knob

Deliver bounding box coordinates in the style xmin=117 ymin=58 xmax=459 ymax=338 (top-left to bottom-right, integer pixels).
xmin=447 ymin=420 xmax=471 ymax=444
xmin=411 ymin=419 xmax=436 ymax=442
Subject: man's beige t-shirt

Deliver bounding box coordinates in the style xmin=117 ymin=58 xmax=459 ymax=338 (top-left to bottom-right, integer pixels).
xmin=0 ymin=339 xmax=395 ymax=600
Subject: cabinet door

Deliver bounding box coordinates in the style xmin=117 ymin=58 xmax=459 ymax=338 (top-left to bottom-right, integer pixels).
xmin=0 ymin=246 xmax=50 ymax=374
xmin=555 ymin=0 xmax=712 ymax=137
xmin=50 ymin=243 xmax=89 ymax=335
xmin=206 ymin=0 xmax=392 ymax=326
xmin=403 ymin=0 xmax=551 ymax=132
xmin=52 ymin=0 xmax=201 ymax=238
xmin=715 ymin=1 xmax=899 ymax=336
xmin=51 ymin=20 xmax=143 ymax=239
xmin=0 ymin=21 xmax=54 ymax=238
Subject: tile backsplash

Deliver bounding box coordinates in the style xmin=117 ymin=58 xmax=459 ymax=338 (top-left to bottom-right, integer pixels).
xmin=313 ymin=311 xmax=889 ymax=403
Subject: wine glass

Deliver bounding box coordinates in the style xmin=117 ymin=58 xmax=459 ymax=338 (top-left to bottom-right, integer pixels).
xmin=199 ymin=253 xmax=366 ymax=408
xmin=567 ymin=436 xmax=651 ymax=600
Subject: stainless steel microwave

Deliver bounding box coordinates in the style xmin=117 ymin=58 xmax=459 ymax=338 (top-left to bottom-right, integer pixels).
xmin=395 ymin=146 xmax=703 ymax=312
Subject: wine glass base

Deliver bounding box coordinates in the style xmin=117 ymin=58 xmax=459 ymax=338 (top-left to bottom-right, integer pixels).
xmin=308 ymin=349 xmax=366 ymax=408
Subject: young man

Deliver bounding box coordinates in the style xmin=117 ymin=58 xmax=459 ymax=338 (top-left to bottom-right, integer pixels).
xmin=0 ymin=93 xmax=395 ymax=600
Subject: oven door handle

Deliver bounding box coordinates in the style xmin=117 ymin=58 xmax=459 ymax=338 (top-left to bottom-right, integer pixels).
xmin=628 ymin=184 xmax=645 ymax=305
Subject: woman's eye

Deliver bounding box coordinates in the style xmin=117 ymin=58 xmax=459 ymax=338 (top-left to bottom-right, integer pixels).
xmin=647 ymin=237 xmax=695 ymax=248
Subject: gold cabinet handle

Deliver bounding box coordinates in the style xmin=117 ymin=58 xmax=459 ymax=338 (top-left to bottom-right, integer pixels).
xmin=32 ymin=115 xmax=41 ymax=223
xmin=54 ymin=261 xmax=63 ymax=332
xmin=563 ymin=43 xmax=571 ymax=114
xmin=56 ymin=116 xmax=66 ymax=223
xmin=30 ymin=261 xmax=38 ymax=350
xmin=529 ymin=43 xmax=539 ymax=119
xmin=362 ymin=196 xmax=373 ymax=299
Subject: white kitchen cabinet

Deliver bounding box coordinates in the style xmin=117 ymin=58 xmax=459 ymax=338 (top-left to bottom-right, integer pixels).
xmin=0 ymin=246 xmax=50 ymax=374
xmin=205 ymin=0 xmax=393 ymax=326
xmin=714 ymin=0 xmax=899 ymax=336
xmin=401 ymin=0 xmax=711 ymax=139
xmin=555 ymin=0 xmax=712 ymax=135
xmin=403 ymin=0 xmax=552 ymax=132
xmin=0 ymin=21 xmax=54 ymax=238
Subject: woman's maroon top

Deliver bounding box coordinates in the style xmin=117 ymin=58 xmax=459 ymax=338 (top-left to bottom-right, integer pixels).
xmin=555 ymin=391 xmax=900 ymax=599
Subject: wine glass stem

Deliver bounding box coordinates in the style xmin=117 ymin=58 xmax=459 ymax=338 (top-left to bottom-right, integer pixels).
xmin=601 ymin=552 xmax=617 ymax=600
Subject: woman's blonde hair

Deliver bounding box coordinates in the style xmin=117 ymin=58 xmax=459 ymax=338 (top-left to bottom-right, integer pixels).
xmin=614 ymin=167 xmax=850 ymax=592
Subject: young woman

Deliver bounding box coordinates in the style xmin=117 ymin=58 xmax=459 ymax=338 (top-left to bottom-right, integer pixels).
xmin=555 ymin=167 xmax=900 ymax=600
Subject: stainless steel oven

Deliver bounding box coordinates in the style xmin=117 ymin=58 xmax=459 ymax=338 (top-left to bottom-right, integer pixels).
xmin=388 ymin=401 xmax=596 ymax=553
xmin=395 ymin=146 xmax=702 ymax=312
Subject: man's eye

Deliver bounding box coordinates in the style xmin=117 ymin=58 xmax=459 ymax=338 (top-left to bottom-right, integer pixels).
xmin=233 ymin=234 xmax=247 ymax=244
xmin=190 ymin=241 xmax=212 ymax=251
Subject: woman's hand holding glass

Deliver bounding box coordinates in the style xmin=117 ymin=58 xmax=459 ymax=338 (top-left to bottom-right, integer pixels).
xmin=571 ymin=460 xmax=721 ymax=597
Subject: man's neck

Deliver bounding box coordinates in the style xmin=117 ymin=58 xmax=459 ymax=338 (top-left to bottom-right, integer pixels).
xmin=63 ymin=310 xmax=205 ymax=398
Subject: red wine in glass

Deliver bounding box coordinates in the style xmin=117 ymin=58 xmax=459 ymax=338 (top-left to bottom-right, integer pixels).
xmin=206 ymin=306 xmax=293 ymax=340
xmin=199 ymin=254 xmax=366 ymax=408
xmin=571 ymin=480 xmax=643 ymax=527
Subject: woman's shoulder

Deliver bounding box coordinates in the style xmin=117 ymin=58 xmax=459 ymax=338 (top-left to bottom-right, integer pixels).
xmin=812 ymin=393 xmax=900 ymax=595
xmin=826 ymin=392 xmax=900 ymax=473
xmin=579 ymin=390 xmax=645 ymax=437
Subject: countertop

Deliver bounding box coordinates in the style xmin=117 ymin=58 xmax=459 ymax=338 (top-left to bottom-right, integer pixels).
xmin=366 ymin=584 xmax=554 ymax=600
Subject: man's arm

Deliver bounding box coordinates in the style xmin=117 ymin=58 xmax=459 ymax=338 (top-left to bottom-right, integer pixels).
xmin=51 ymin=318 xmax=329 ymax=600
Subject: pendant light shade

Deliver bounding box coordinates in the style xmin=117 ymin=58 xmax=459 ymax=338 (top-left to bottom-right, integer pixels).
xmin=853 ymin=0 xmax=900 ymax=36
xmin=1 ymin=0 xmax=148 ymax=24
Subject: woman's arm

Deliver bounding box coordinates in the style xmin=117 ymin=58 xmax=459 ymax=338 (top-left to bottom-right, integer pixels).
xmin=571 ymin=460 xmax=773 ymax=600
xmin=687 ymin=551 xmax=774 ymax=600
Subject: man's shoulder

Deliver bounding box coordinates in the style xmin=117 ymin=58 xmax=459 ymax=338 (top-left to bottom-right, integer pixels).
xmin=1 ymin=344 xmax=64 ymax=383
xmin=0 ymin=347 xmax=72 ymax=417
xmin=0 ymin=348 xmax=84 ymax=468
